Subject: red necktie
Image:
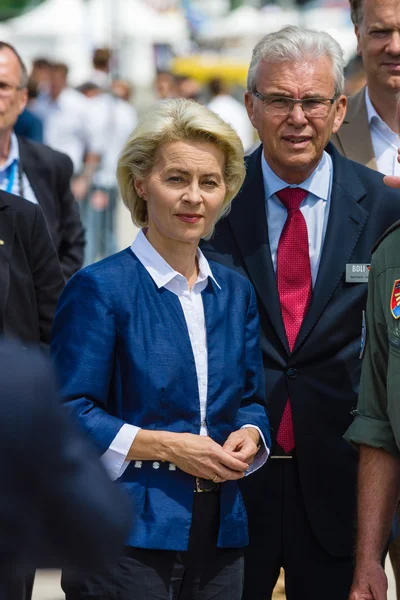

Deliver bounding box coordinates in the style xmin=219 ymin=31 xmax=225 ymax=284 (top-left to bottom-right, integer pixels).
xmin=275 ymin=187 xmax=312 ymax=453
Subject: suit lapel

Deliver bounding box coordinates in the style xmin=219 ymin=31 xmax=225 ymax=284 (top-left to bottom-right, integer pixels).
xmin=227 ymin=147 xmax=289 ymax=354
xmin=293 ymin=144 xmax=369 ymax=352
xmin=337 ymin=88 xmax=377 ymax=170
xmin=18 ymin=137 xmax=53 ymax=222
xmin=0 ymin=194 xmax=16 ymax=333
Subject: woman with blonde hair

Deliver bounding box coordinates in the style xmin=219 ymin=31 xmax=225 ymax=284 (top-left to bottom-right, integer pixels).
xmin=52 ymin=99 xmax=270 ymax=600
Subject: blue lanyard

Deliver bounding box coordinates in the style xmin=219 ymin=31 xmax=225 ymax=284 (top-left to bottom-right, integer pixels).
xmin=5 ymin=160 xmax=18 ymax=194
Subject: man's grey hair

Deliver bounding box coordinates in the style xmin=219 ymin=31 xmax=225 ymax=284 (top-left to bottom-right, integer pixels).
xmin=247 ymin=26 xmax=345 ymax=97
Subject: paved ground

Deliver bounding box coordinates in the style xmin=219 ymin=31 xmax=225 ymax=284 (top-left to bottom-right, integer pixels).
xmin=32 ymin=565 xmax=397 ymax=599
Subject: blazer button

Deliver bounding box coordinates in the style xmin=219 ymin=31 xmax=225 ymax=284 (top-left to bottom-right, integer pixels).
xmin=286 ymin=368 xmax=297 ymax=379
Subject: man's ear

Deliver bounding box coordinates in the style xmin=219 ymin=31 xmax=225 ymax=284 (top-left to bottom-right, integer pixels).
xmin=332 ymin=95 xmax=347 ymax=134
xmin=244 ymin=91 xmax=257 ymax=128
xmin=18 ymin=87 xmax=28 ymax=116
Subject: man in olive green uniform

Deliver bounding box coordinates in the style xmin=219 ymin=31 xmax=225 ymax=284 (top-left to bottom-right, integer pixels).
xmin=345 ymin=215 xmax=400 ymax=600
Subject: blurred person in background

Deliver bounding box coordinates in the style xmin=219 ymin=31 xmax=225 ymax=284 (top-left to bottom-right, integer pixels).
xmin=155 ymin=70 xmax=178 ymax=99
xmin=0 ymin=44 xmax=84 ymax=279
xmin=207 ymin=78 xmax=254 ymax=153
xmin=51 ymin=98 xmax=270 ymax=600
xmin=32 ymin=62 xmax=101 ymax=205
xmin=332 ymin=0 xmax=400 ymax=175
xmin=0 ymin=342 xmax=131 ymax=600
xmin=29 ymin=57 xmax=51 ymax=93
xmin=331 ymin=0 xmax=400 ymax=591
xmin=176 ymin=75 xmax=202 ymax=101
xmin=78 ymin=78 xmax=137 ymax=263
xmin=89 ymin=47 xmax=112 ymax=90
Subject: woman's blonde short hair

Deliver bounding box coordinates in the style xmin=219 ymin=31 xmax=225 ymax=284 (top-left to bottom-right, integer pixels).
xmin=117 ymin=99 xmax=246 ymax=235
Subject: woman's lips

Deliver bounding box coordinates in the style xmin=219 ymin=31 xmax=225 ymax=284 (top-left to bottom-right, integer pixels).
xmin=176 ymin=214 xmax=203 ymax=223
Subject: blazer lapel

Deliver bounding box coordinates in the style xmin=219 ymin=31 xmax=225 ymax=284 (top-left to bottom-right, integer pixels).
xmin=18 ymin=137 xmax=53 ymax=222
xmin=337 ymin=88 xmax=377 ymax=170
xmin=227 ymin=147 xmax=289 ymax=354
xmin=0 ymin=194 xmax=16 ymax=334
xmin=293 ymin=144 xmax=369 ymax=352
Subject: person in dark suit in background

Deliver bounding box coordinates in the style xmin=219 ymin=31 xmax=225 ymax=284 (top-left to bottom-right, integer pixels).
xmin=0 ymin=41 xmax=84 ymax=279
xmin=0 ymin=342 xmax=131 ymax=600
xmin=0 ymin=188 xmax=63 ymax=347
xmin=201 ymin=26 xmax=400 ymax=600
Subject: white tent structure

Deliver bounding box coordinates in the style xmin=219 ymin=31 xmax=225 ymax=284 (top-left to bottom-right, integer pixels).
xmin=5 ymin=0 xmax=188 ymax=86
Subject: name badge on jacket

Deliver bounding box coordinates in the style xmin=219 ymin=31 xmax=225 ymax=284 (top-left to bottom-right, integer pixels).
xmin=345 ymin=264 xmax=371 ymax=283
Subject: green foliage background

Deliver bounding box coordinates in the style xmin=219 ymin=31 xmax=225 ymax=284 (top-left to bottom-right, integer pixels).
xmin=0 ymin=0 xmax=45 ymax=21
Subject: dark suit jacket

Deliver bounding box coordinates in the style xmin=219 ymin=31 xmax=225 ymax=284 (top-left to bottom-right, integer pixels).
xmin=18 ymin=136 xmax=85 ymax=280
xmin=331 ymin=87 xmax=377 ymax=170
xmin=0 ymin=342 xmax=131 ymax=578
xmin=0 ymin=190 xmax=64 ymax=346
xmin=201 ymin=142 xmax=400 ymax=558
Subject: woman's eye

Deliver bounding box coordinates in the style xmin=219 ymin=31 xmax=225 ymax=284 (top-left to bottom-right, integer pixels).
xmin=168 ymin=176 xmax=184 ymax=182
xmin=204 ymin=180 xmax=218 ymax=187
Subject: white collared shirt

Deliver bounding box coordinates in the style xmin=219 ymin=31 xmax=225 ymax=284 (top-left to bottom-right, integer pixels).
xmin=101 ymin=230 xmax=268 ymax=480
xmin=0 ymin=133 xmax=37 ymax=204
xmin=365 ymin=87 xmax=400 ymax=177
xmin=262 ymin=150 xmax=333 ymax=287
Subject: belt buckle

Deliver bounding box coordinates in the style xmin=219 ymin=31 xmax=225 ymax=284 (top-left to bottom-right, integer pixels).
xmin=195 ymin=477 xmax=219 ymax=492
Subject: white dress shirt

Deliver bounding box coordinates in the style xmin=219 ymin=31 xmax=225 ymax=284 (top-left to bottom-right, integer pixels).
xmin=262 ymin=150 xmax=333 ymax=287
xmin=0 ymin=132 xmax=37 ymax=204
xmin=365 ymin=87 xmax=400 ymax=177
xmin=101 ymin=230 xmax=269 ymax=480
xmin=32 ymin=88 xmax=97 ymax=174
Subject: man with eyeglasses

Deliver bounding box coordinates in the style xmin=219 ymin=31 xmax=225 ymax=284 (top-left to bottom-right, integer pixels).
xmin=0 ymin=42 xmax=84 ymax=280
xmin=201 ymin=26 xmax=400 ymax=600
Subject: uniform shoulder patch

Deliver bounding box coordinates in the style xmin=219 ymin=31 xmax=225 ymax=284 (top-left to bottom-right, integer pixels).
xmin=372 ymin=219 xmax=400 ymax=255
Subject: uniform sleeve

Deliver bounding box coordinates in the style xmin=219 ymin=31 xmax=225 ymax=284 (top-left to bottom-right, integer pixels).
xmin=344 ymin=260 xmax=400 ymax=457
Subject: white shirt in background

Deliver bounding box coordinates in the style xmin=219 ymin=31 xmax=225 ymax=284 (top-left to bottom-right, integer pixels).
xmin=101 ymin=229 xmax=269 ymax=480
xmin=365 ymin=87 xmax=400 ymax=177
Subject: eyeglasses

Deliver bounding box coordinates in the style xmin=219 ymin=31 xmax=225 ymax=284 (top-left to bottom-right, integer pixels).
xmin=252 ymin=90 xmax=338 ymax=118
xmin=0 ymin=82 xmax=25 ymax=97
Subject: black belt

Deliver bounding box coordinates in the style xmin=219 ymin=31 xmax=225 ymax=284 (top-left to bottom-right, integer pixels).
xmin=195 ymin=477 xmax=220 ymax=492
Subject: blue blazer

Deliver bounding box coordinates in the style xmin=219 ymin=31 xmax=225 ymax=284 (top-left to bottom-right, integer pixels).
xmin=51 ymin=248 xmax=270 ymax=551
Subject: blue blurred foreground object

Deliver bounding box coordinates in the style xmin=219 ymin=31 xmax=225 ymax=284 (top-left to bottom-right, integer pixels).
xmin=0 ymin=342 xmax=131 ymax=581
